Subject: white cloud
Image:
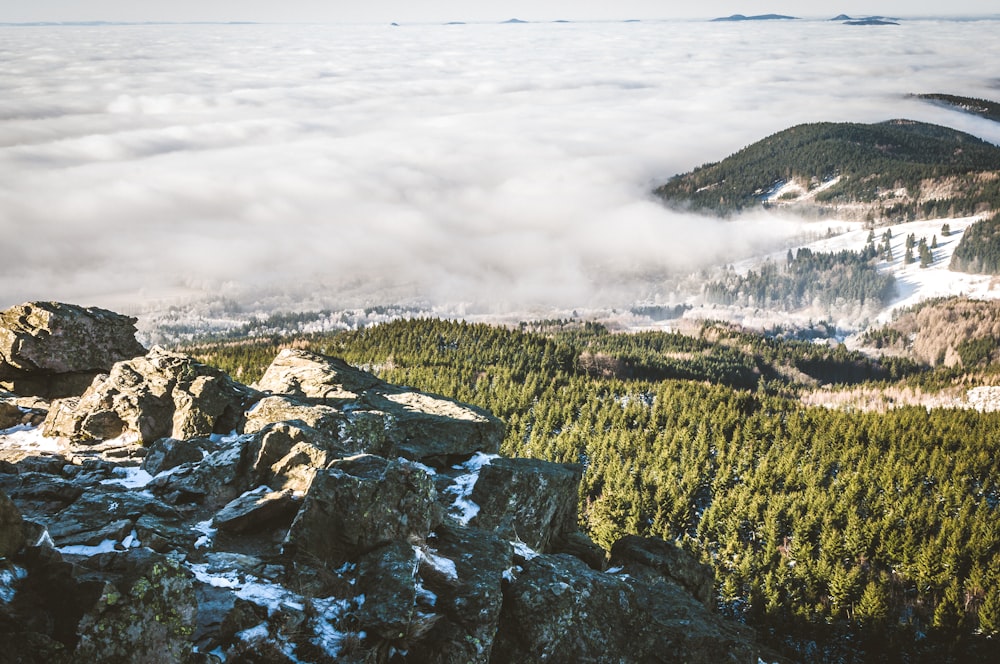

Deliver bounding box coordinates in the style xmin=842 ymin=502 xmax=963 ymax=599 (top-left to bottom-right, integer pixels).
xmin=1 ymin=20 xmax=999 ymax=313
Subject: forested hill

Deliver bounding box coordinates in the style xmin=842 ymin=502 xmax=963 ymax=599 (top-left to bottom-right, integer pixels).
xmin=654 ymin=120 xmax=1000 ymax=221
xmin=183 ymin=317 xmax=1000 ymax=663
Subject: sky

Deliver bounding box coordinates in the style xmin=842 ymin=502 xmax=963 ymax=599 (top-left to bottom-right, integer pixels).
xmin=3 ymin=1 xmax=996 ymax=23
xmin=1 ymin=18 xmax=1000 ymax=315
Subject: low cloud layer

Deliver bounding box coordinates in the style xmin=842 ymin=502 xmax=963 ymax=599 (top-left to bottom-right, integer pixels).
xmin=2 ymin=19 xmax=999 ymax=313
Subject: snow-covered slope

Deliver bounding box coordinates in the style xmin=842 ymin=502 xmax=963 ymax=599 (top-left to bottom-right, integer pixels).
xmin=675 ymin=215 xmax=999 ymax=334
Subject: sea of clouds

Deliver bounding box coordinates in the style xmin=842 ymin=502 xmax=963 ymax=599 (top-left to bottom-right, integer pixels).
xmin=2 ymin=18 xmax=1000 ymax=315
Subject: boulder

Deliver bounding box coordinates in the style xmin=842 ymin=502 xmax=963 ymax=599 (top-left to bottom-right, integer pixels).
xmin=43 ymin=347 xmax=260 ymax=444
xmin=364 ymin=389 xmax=504 ymax=463
xmin=610 ymin=535 xmax=716 ymax=608
xmin=406 ymin=522 xmax=512 ymax=664
xmin=140 ymin=438 xmax=205 ymax=476
xmin=255 ymin=348 xmax=382 ymax=402
xmin=0 ymin=401 xmax=23 ymax=430
xmin=469 ymin=457 xmax=582 ymax=553
xmin=243 ymin=395 xmax=345 ymax=436
xmin=0 ymin=489 xmax=25 ymax=558
xmin=212 ymin=487 xmax=301 ymax=534
xmin=146 ymin=435 xmax=254 ymax=507
xmin=252 ymin=350 xmax=504 ymax=463
xmin=285 ymin=455 xmax=440 ymax=566
xmin=73 ymin=549 xmax=197 ymax=663
xmin=355 ymin=541 xmax=423 ymax=642
xmin=44 ymin=489 xmax=180 ymax=549
xmin=0 ymin=302 xmax=146 ymax=398
xmin=491 ymin=553 xmax=757 ymax=663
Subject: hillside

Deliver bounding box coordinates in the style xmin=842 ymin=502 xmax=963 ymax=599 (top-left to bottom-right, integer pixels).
xmin=916 ymin=93 xmax=1000 ymax=123
xmin=179 ymin=316 xmax=1000 ymax=663
xmin=654 ymin=120 xmax=1000 ymax=222
xmin=861 ymin=296 xmax=1000 ymax=367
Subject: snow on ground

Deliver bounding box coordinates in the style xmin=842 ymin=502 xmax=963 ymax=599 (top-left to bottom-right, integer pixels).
xmin=675 ymin=215 xmax=998 ymax=334
xmin=0 ymin=424 xmax=65 ymax=455
xmin=872 ymin=217 xmax=1000 ymax=321
xmin=0 ymin=565 xmax=27 ymax=604
xmin=101 ymin=466 xmax=154 ymax=489
xmin=443 ymin=452 xmax=498 ymax=525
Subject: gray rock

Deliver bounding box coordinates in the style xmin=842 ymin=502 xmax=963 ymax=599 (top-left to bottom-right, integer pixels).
xmin=0 ymin=392 xmax=48 ymax=429
xmin=243 ymin=395 xmax=346 ymax=436
xmin=0 ymin=401 xmax=23 ymax=430
xmin=364 ymin=388 xmax=504 ymax=463
xmin=42 ymin=347 xmax=260 ymax=444
xmin=355 ymin=541 xmax=422 ymax=642
xmin=610 ymin=535 xmax=716 ymax=608
xmin=0 ymin=488 xmax=25 ymax=557
xmin=469 ymin=457 xmax=582 ymax=553
xmin=212 ymin=487 xmax=301 ymax=534
xmin=44 ymin=489 xmax=179 ymax=549
xmin=255 ymin=348 xmax=382 ymax=402
xmin=252 ymin=350 xmax=504 ymax=463
xmin=492 ymin=553 xmax=758 ymax=663
xmin=73 ymin=549 xmax=197 ymax=663
xmin=406 ymin=523 xmax=512 ymax=664
xmin=146 ymin=435 xmax=254 ymax=507
xmin=141 ymin=438 xmax=205 ymax=476
xmin=0 ymin=302 xmax=146 ymax=398
xmin=285 ymin=455 xmax=441 ymax=566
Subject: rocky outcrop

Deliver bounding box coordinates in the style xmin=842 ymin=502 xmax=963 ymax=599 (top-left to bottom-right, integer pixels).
xmin=470 ymin=457 xmax=582 ymax=553
xmin=255 ymin=349 xmax=382 ymax=402
xmin=285 ymin=455 xmax=441 ymax=566
xmin=492 ymin=553 xmax=756 ymax=663
xmin=0 ymin=302 xmax=146 ymax=398
xmin=253 ymin=349 xmax=505 ymax=463
xmin=0 ymin=321 xmax=763 ymax=663
xmin=73 ymin=550 xmax=198 ymax=663
xmin=0 ymin=489 xmax=25 ymax=558
xmin=610 ymin=534 xmax=717 ymax=608
xmin=43 ymin=347 xmax=260 ymax=444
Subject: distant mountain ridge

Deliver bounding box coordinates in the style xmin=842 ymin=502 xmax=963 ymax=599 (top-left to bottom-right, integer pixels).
xmin=654 ymin=119 xmax=1000 ymax=223
xmin=711 ymin=14 xmax=798 ymax=21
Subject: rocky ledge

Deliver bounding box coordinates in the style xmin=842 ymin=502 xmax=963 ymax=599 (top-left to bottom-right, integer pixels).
xmin=0 ymin=302 xmax=762 ymax=663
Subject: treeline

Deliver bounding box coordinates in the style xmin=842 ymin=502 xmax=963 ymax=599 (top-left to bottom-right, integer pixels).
xmin=951 ymin=213 xmax=1000 ymax=274
xmin=704 ymin=247 xmax=896 ymax=311
xmin=655 ymin=120 xmax=1000 ymax=218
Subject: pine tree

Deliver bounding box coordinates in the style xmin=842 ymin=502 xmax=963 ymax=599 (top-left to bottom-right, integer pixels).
xmin=979 ymin=590 xmax=1000 ymax=636
xmin=854 ymin=581 xmax=888 ymax=626
xmin=905 ymin=246 xmax=915 ymax=264
xmin=933 ymin=579 xmax=966 ymax=631
xmin=942 ymin=222 xmax=951 ymax=237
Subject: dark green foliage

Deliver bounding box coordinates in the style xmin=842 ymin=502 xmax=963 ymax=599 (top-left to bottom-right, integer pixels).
xmin=955 ymin=336 xmax=998 ymax=367
xmin=704 ymin=248 xmax=896 ymax=310
xmin=950 ymin=213 xmax=1000 ymax=274
xmin=654 ymin=120 xmax=1000 ymax=217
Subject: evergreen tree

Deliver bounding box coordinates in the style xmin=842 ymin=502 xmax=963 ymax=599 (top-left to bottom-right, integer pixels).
xmin=979 ymin=590 xmax=1000 ymax=636
xmin=854 ymin=581 xmax=888 ymax=626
